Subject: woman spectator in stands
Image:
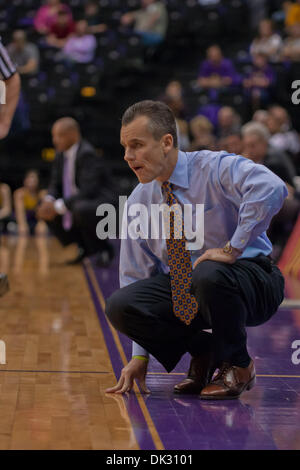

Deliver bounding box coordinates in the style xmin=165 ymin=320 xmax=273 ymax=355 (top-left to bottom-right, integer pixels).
xmin=46 ymin=7 xmax=75 ymax=49
xmin=189 ymin=115 xmax=216 ymax=151
xmin=250 ymin=19 xmax=282 ymax=62
xmin=34 ymin=0 xmax=73 ymax=35
xmin=121 ymin=0 xmax=168 ymax=47
xmin=0 ymin=183 xmax=12 ymax=233
xmin=14 ymin=170 xmax=47 ymax=236
xmin=84 ymin=0 xmax=108 ymax=34
xmin=63 ymin=20 xmax=97 ymax=64
xmin=243 ymin=53 xmax=275 ymax=110
xmin=281 ymin=23 xmax=300 ymax=62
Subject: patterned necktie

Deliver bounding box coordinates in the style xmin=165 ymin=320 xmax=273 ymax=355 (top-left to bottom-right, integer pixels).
xmin=62 ymin=155 xmax=73 ymax=230
xmin=162 ymin=181 xmax=198 ymax=326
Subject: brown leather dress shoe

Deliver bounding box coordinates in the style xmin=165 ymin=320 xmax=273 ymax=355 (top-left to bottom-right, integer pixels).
xmin=200 ymin=360 xmax=256 ymax=400
xmin=174 ymin=351 xmax=216 ymax=394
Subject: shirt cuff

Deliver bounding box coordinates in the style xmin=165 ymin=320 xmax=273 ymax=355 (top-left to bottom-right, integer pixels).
xmin=54 ymin=198 xmax=67 ymax=215
xmin=132 ymin=341 xmax=149 ymax=359
xmin=230 ymin=227 xmax=251 ymax=251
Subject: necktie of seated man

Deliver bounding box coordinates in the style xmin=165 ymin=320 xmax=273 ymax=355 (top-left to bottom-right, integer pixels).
xmin=63 ymin=155 xmax=72 ymax=230
xmin=162 ymin=181 xmax=198 ymax=325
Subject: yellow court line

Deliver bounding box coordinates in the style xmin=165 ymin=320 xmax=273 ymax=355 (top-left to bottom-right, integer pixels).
xmin=85 ymin=259 xmax=165 ymax=451
xmin=257 ymin=374 xmax=300 ymax=378
xmin=148 ymin=372 xmax=300 ymax=378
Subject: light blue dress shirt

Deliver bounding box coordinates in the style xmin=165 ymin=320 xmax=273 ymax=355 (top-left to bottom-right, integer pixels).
xmin=119 ymin=150 xmax=288 ymax=358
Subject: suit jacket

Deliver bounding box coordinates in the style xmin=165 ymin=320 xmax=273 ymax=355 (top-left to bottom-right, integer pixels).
xmin=47 ymin=139 xmax=113 ymax=210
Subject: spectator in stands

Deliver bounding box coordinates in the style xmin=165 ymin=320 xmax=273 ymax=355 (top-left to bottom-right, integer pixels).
xmin=281 ymin=23 xmax=300 ymax=61
xmin=46 ymin=7 xmax=75 ymax=49
xmin=253 ymin=109 xmax=269 ymax=126
xmin=161 ymin=80 xmax=186 ymax=119
xmin=189 ymin=115 xmax=216 ymax=151
xmin=0 ymin=182 xmax=12 ymax=233
xmin=63 ymin=20 xmax=97 ymax=64
xmin=37 ymin=117 xmax=114 ymax=266
xmin=8 ymin=30 xmax=39 ymax=76
xmin=14 ymin=170 xmax=47 ymax=236
xmin=176 ymin=119 xmax=190 ymax=151
xmin=242 ymin=121 xmax=296 ymax=187
xmin=243 ymin=53 xmax=275 ymax=110
xmin=267 ymin=105 xmax=300 ymax=159
xmin=34 ymin=0 xmax=73 ymax=35
xmin=218 ymin=132 xmax=243 ymax=155
xmin=242 ymin=121 xmax=299 ymax=257
xmin=84 ymin=0 xmax=108 ymax=34
xmin=285 ymin=0 xmax=300 ymax=28
xmin=160 ymin=81 xmax=190 ymax=150
xmin=197 ymin=45 xmax=239 ymax=91
xmin=250 ymin=19 xmax=282 ymax=62
xmin=121 ymin=0 xmax=168 ymax=47
xmin=217 ymin=106 xmax=241 ymax=139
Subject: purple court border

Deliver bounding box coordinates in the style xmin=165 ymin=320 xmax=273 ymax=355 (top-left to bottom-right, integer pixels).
xmin=83 ymin=241 xmax=300 ymax=450
xmin=83 ymin=264 xmax=159 ymax=451
xmin=88 ymin=260 xmax=286 ymax=450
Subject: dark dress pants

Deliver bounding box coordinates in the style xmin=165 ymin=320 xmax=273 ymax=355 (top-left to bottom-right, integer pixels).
xmin=47 ymin=198 xmax=112 ymax=256
xmin=106 ymin=256 xmax=285 ymax=372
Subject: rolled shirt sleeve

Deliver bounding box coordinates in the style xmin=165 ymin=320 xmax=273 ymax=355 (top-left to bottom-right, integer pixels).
xmin=217 ymin=155 xmax=288 ymax=251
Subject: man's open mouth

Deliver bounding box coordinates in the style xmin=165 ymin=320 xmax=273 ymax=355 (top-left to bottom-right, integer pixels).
xmin=132 ymin=166 xmax=143 ymax=172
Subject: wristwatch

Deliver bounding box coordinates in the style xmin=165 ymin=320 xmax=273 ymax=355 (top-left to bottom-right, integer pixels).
xmin=223 ymin=241 xmax=233 ymax=254
xmin=223 ymin=241 xmax=242 ymax=255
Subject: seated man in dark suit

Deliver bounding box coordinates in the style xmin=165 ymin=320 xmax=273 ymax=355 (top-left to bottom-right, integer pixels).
xmin=37 ymin=117 xmax=114 ymax=265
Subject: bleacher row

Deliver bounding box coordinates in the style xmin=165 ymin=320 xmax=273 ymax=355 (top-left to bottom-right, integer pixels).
xmin=0 ymin=0 xmax=298 ymax=194
xmin=1 ymin=0 xmax=250 ymax=40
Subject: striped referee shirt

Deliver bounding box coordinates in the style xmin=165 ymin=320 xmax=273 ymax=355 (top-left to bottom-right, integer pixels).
xmin=0 ymin=38 xmax=16 ymax=80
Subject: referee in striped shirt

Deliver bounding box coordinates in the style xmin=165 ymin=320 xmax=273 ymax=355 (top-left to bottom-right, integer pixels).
xmin=0 ymin=38 xmax=20 ymax=296
xmin=0 ymin=37 xmax=20 ymax=140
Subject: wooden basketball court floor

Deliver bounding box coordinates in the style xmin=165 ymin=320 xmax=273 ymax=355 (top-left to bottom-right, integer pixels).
xmin=0 ymin=235 xmax=299 ymax=450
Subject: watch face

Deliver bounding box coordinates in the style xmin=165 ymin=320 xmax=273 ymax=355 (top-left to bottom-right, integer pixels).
xmin=224 ymin=242 xmax=232 ymax=253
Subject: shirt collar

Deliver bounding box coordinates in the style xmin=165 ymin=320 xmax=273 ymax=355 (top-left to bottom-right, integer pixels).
xmin=64 ymin=141 xmax=80 ymax=159
xmin=168 ymin=150 xmax=189 ymax=189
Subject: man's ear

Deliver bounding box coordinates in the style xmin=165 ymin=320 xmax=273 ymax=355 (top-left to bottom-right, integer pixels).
xmin=162 ymin=133 xmax=173 ymax=153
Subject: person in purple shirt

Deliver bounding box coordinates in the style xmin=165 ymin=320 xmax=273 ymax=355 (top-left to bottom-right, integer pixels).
xmin=63 ymin=20 xmax=96 ymax=64
xmin=197 ymin=44 xmax=240 ymax=90
xmin=243 ymin=53 xmax=275 ymax=110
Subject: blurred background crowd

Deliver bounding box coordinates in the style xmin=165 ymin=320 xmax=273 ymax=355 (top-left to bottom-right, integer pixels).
xmin=1 ymin=0 xmax=300 ymax=261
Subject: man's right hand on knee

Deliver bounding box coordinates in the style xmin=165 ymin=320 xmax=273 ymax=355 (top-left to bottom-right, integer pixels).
xmin=105 ymin=357 xmax=150 ymax=394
